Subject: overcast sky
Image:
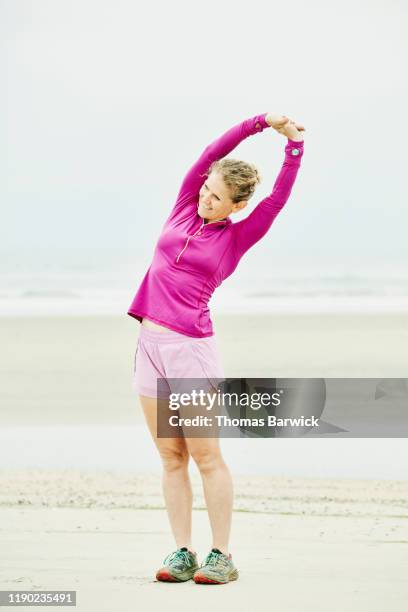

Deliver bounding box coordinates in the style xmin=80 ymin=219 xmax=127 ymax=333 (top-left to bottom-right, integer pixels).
xmin=2 ymin=0 xmax=407 ymax=278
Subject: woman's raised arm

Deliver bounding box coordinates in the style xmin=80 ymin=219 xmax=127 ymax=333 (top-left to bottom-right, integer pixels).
xmin=232 ymin=122 xmax=304 ymax=258
xmin=163 ymin=114 xmax=271 ymax=226
xmin=176 ymin=113 xmax=270 ymax=201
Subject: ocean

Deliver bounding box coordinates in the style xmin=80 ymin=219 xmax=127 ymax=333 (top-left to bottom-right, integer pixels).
xmin=2 ymin=261 xmax=408 ymax=316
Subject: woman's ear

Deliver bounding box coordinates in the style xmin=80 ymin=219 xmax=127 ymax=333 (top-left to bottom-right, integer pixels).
xmin=232 ymin=200 xmax=248 ymax=213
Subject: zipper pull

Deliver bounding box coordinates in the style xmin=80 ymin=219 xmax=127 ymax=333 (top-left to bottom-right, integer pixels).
xmin=175 ymin=222 xmax=205 ymax=264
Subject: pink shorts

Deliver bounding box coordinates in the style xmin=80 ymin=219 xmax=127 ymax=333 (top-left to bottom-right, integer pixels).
xmin=133 ymin=326 xmax=226 ymax=399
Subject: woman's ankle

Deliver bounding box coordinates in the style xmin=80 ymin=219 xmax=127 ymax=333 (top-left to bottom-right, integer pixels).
xmin=176 ymin=543 xmax=196 ymax=554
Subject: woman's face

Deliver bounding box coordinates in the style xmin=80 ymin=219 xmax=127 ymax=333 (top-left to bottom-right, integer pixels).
xmin=198 ymin=171 xmax=246 ymax=223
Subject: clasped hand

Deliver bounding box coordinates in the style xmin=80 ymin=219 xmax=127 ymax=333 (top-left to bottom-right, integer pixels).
xmin=265 ymin=113 xmax=305 ymax=141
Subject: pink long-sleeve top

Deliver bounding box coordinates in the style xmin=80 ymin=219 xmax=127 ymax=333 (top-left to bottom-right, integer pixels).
xmin=127 ymin=113 xmax=304 ymax=337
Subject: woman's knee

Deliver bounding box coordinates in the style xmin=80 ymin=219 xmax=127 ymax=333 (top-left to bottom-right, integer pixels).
xmin=190 ymin=447 xmax=224 ymax=473
xmin=159 ymin=444 xmax=189 ymax=473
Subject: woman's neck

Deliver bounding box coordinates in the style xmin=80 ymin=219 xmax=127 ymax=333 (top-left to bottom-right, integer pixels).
xmin=204 ymin=217 xmax=227 ymax=225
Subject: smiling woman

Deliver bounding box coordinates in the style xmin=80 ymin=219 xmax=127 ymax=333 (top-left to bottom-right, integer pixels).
xmin=128 ymin=111 xmax=305 ymax=584
xmin=197 ymin=159 xmax=261 ymax=224
xmin=128 ymin=113 xmax=304 ymax=338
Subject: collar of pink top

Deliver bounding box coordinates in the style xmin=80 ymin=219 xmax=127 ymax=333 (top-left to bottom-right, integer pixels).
xmin=202 ymin=216 xmax=232 ymax=228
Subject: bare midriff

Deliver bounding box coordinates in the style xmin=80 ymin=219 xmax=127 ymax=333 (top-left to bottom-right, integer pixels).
xmin=141 ymin=317 xmax=173 ymax=333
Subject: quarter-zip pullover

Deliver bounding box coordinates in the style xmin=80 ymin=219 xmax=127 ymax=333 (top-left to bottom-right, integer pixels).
xmin=127 ymin=113 xmax=304 ymax=337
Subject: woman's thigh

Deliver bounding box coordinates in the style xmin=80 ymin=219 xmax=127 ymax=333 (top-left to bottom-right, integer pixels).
xmin=139 ymin=395 xmax=223 ymax=466
xmin=139 ymin=394 xmax=189 ymax=460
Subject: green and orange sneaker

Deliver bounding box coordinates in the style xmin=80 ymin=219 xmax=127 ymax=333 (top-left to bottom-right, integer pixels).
xmin=156 ymin=547 xmax=199 ymax=582
xmin=194 ymin=548 xmax=239 ymax=584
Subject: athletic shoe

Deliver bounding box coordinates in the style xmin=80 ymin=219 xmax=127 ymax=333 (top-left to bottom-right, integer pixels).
xmin=156 ymin=547 xmax=199 ymax=582
xmin=193 ymin=548 xmax=239 ymax=584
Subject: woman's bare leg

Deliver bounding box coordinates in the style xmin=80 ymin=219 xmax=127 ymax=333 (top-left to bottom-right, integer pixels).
xmin=139 ymin=395 xmax=194 ymax=550
xmin=184 ymin=435 xmax=233 ymax=555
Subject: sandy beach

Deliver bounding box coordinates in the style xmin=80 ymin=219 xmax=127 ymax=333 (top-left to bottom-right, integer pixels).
xmin=2 ymin=314 xmax=408 ymax=609
xmin=2 ymin=313 xmax=408 ymax=427
xmin=1 ymin=470 xmax=408 ymax=611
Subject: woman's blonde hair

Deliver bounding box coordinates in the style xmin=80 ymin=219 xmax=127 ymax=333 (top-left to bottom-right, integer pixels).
xmin=204 ymin=158 xmax=262 ymax=204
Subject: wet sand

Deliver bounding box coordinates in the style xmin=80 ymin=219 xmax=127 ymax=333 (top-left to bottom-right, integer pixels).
xmin=2 ymin=313 xmax=408 ymax=426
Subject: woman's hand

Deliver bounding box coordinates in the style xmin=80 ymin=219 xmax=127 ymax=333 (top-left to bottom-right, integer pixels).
xmin=265 ymin=113 xmax=305 ymax=142
xmin=277 ymin=118 xmax=304 ymax=142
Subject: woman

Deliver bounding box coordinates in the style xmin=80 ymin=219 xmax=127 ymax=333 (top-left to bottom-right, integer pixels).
xmin=128 ymin=112 xmax=305 ymax=584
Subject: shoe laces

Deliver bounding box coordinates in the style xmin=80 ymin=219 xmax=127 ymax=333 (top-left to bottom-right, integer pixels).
xmin=202 ymin=549 xmax=228 ymax=568
xmin=164 ymin=548 xmax=192 ymax=570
